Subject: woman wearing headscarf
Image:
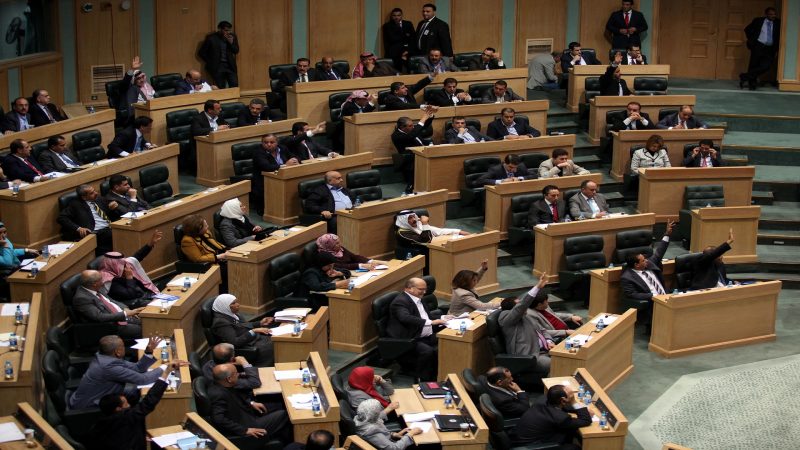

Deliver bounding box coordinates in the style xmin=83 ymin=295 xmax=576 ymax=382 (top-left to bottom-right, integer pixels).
xmin=0 ymin=221 xmax=38 ymax=299
xmin=345 ymin=367 xmax=398 ymax=417
xmin=217 ymin=198 xmax=265 ymax=248
xmin=296 ymin=252 xmax=351 ymax=310
xmin=316 ymin=234 xmax=386 ymax=271
xmin=355 ymin=399 xmax=421 ymax=450
xmin=98 ymin=230 xmax=163 ymax=308
xmin=210 ymin=294 xmax=275 ymax=366
xmin=448 ymin=259 xmax=502 ymax=315
xmin=394 ymin=210 xmax=468 ymax=265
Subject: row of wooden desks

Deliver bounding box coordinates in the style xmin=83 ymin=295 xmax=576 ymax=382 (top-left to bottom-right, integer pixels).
xmin=0 ymin=143 xmax=180 ymax=249
xmin=139 ymin=329 xmax=193 ymax=429
xmin=587 ymin=94 xmax=696 ymax=145
xmin=0 ymin=109 xmax=115 ymax=153
xmin=147 ymin=412 xmax=238 ymax=450
xmin=0 ymin=402 xmax=74 ymax=449
xmin=0 ymin=295 xmax=43 ymax=416
xmin=566 ymin=64 xmax=671 ymax=112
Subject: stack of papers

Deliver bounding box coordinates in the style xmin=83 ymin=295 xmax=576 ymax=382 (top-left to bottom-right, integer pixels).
xmin=0 ymin=422 xmax=25 ymax=444
xmin=167 ymin=277 xmax=198 ymax=287
xmin=45 ymin=171 xmax=68 ymax=178
xmin=6 ymin=182 xmax=29 ymax=190
xmin=0 ymin=303 xmax=29 ymax=316
xmin=19 ymin=260 xmax=47 ymax=271
xmin=351 ymin=273 xmax=379 ymax=287
xmin=274 ymin=308 xmax=312 ymax=322
xmin=147 ymin=297 xmax=179 ymax=307
xmin=288 ymin=393 xmax=315 ymax=409
xmin=151 ymin=432 xmax=197 ymax=448
xmin=373 ymin=264 xmax=389 ymax=270
xmin=288 ymin=227 xmax=304 ymax=232
xmin=407 ymin=421 xmax=432 ymax=433
xmin=570 ymin=334 xmax=592 ymax=346
xmin=153 ymin=293 xmax=180 ymax=301
xmin=445 ymin=318 xmax=474 ymax=330
xmin=130 ymin=338 xmax=167 ymax=350
xmin=46 ymin=243 xmax=73 ymax=256
xmin=590 ymin=315 xmax=618 ymax=326
xmin=273 ymin=369 xmax=303 ymax=380
xmin=271 ymin=322 xmax=308 ymax=336
xmin=120 ymin=211 xmax=142 ymax=219
xmin=403 ymin=411 xmax=439 ymax=422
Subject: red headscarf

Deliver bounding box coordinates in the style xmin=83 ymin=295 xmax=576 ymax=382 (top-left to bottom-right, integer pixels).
xmin=348 ymin=366 xmax=389 ymax=407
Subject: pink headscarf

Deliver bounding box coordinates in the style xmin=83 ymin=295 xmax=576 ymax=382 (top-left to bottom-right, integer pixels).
xmin=99 ymin=252 xmax=159 ymax=294
xmin=316 ymin=234 xmax=344 ymax=258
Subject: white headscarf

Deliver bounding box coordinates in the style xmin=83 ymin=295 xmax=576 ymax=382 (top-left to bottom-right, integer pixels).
xmin=212 ymin=294 xmax=239 ymax=320
xmin=354 ymin=399 xmax=384 ymax=426
xmin=220 ymin=198 xmax=245 ymax=222
xmin=394 ymin=211 xmax=423 ymax=235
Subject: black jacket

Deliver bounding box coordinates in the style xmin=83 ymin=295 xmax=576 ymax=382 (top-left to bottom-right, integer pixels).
xmin=191 ymin=112 xmax=232 ymax=137
xmin=383 ymin=76 xmax=432 ymax=110
xmin=57 ymin=199 xmax=112 ymax=241
xmin=683 ymin=151 xmax=723 ymax=168
xmin=478 ymin=163 xmax=534 ymax=186
xmin=486 ymin=385 xmax=530 ymax=419
xmin=102 ymin=191 xmax=151 ymax=221
xmin=605 ymin=9 xmax=648 ymax=48
xmin=690 ymin=242 xmax=732 ymax=290
xmin=486 ymin=119 xmax=541 ymax=140
xmin=202 ymin=360 xmax=262 ymax=390
xmin=108 ymin=127 xmax=152 ymax=158
xmin=514 ymin=401 xmax=592 ymax=446
xmin=313 ymin=67 xmax=349 ymax=81
xmin=237 ymin=107 xmax=284 ymax=124
xmin=620 ymin=238 xmax=669 ymax=302
xmin=415 ymin=17 xmax=453 ymax=56
xmin=609 ymin=111 xmax=655 ymax=132
xmin=386 ymin=292 xmax=442 ymax=339
xmin=305 ymin=183 xmax=354 ymax=215
xmin=29 ymin=102 xmax=67 ymax=127
xmin=560 ymin=51 xmax=601 ymax=74
xmin=278 ymin=68 xmax=318 ymax=93
xmin=207 ymin=382 xmax=259 ymax=436
xmin=37 ymin=148 xmax=81 ymax=173
xmin=599 ymin=65 xmax=631 ymax=96
xmin=383 ymin=19 xmax=416 ymax=59
xmin=1 ymin=154 xmax=46 ymax=182
xmin=285 ymin=133 xmax=333 ymax=161
xmin=86 ymin=378 xmax=167 ymax=450
xmin=252 ymin=146 xmax=297 ymax=197
xmin=1 ymin=111 xmax=33 ymax=132
xmin=426 ymin=88 xmax=472 ymax=107
xmin=199 ymin=32 xmax=239 ymax=74
xmin=745 ymin=17 xmax=780 ymax=49
xmin=391 ymin=117 xmax=434 ymax=153
xmin=529 ymin=199 xmax=568 ymax=225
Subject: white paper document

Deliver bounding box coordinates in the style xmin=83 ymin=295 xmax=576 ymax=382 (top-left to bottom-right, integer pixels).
xmin=0 ymin=303 xmax=29 ymax=316
xmin=352 ymin=273 xmax=379 ymax=287
xmin=151 ymin=431 xmax=197 ymax=448
xmin=590 ymin=314 xmax=618 ymax=326
xmin=373 ymin=264 xmax=389 ymax=270
xmin=0 ymin=422 xmax=25 ymax=443
xmin=403 ymin=411 xmax=439 ymax=422
xmin=147 ymin=297 xmax=179 ymax=307
xmin=19 ymin=260 xmax=47 ymax=271
xmin=130 ymin=338 xmax=167 ymax=350
xmin=570 ymin=334 xmax=592 ymax=346
xmin=288 ymin=393 xmax=315 ymax=409
xmin=288 ymin=227 xmax=304 ymax=232
xmin=273 ymin=369 xmax=304 ymax=380
xmin=274 ymin=308 xmax=312 ymax=319
xmin=46 ymin=243 xmax=73 ymax=255
xmin=407 ymin=421 xmax=433 ymax=433
xmin=167 ymin=277 xmax=198 ymax=287
xmin=270 ymin=323 xmax=308 ymax=336
xmin=164 ymin=199 xmax=184 ymax=207
xmin=445 ymin=319 xmax=474 ymax=330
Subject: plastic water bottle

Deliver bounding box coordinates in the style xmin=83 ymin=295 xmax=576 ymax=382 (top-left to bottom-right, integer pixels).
xmin=14 ymin=305 xmax=23 ymax=325
xmin=727 ymin=280 xmax=733 ymax=287
xmin=160 ymin=345 xmax=169 ymax=363
xmin=30 ymin=265 xmax=38 ymax=278
xmin=11 ymin=184 xmax=19 ymax=195
xmin=347 ymin=280 xmax=355 ymax=293
xmin=42 ymin=245 xmax=50 ymax=259
xmin=311 ymin=394 xmax=321 ymax=416
xmin=444 ymin=391 xmax=454 ymax=409
xmin=599 ymin=411 xmax=608 ymax=429
xmin=577 ymin=384 xmax=585 ymax=397
xmin=302 ymin=368 xmax=311 ymax=387
xmin=672 ymin=289 xmax=679 ymax=295
xmin=4 ymin=361 xmax=12 ymax=380
xmin=608 ymin=263 xmax=614 ymax=269
xmin=583 ymin=390 xmax=592 ymax=406
xmin=458 ymin=320 xmax=467 ymax=336
xmin=182 ymin=277 xmax=191 ymax=292
xmin=405 ymin=252 xmax=412 ymax=260
xmin=565 ymin=339 xmax=573 ymax=352
xmin=354 ymin=196 xmax=362 ymax=207
xmin=564 ymin=216 xmax=571 ymax=222
xmin=578 ymin=212 xmax=585 ymax=220
xmin=596 ymin=317 xmax=605 ymax=332
xmin=293 ymin=320 xmax=301 ymax=336
xmin=9 ymin=333 xmax=17 ymax=351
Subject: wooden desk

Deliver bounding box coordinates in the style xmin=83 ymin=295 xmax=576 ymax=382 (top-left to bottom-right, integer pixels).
xmin=549 ymin=309 xmax=637 ymax=391
xmin=227 ymin=223 xmax=327 ymax=315
xmin=273 ymin=306 xmax=329 ymax=368
xmin=147 ymin=412 xmax=237 ymax=450
xmin=133 ymin=88 xmax=240 ymax=145
xmin=9 ymin=238 xmax=96 ymax=328
xmin=543 ymin=368 xmax=629 ymax=450
xmin=412 ymin=134 xmax=575 ymax=201
xmin=276 ymin=352 xmax=340 ymax=443
xmin=337 ymin=189 xmax=448 ymax=260
xmin=289 ymin=68 xmax=529 ymax=125
xmin=139 ymin=329 xmax=192 ymax=428
xmin=194 ymin=118 xmax=298 ymax=187
xmin=637 ymin=167 xmax=755 ymax=222
xmin=533 ymin=213 xmax=656 ymax=283
xmin=587 ymin=95 xmax=696 ymax=145
xmin=326 ymin=257 xmax=425 ymax=353
xmin=588 ymin=262 xmax=676 ymax=317
xmin=566 ymin=64 xmax=671 ymax=112
xmin=426 ymin=231 xmax=500 ymax=298
xmin=484 ymin=173 xmax=602 ymax=239
xmin=0 ymin=295 xmax=43 ymax=416
xmin=690 ymin=206 xmax=760 ymax=263
xmin=0 ymin=109 xmax=115 ymax=153
xmin=0 ymin=403 xmax=73 ymax=449
xmin=610 ymin=129 xmax=725 ymax=181
xmin=140 ymin=267 xmax=222 ymax=354
xmin=262 ymin=152 xmax=372 ymax=225
xmin=343 ymin=435 xmax=377 ymax=450
xmin=0 ymin=144 xmax=180 ymax=248
xmin=111 ymin=181 xmax=250 ymax=278
xmin=649 ymin=281 xmax=781 ymax=358
xmin=437 ymin=312 xmax=492 ymax=383
xmin=346 ymin=100 xmax=549 ymax=166
xmin=390 ymin=374 xmax=489 ymax=449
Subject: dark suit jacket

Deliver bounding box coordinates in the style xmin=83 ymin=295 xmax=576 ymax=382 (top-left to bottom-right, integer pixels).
xmin=198 ymin=32 xmax=239 ymax=74
xmin=486 ymin=385 xmax=530 ymax=419
xmin=386 ymin=292 xmax=442 ymax=339
xmin=313 ymin=68 xmax=349 ymax=81
xmin=620 ymin=53 xmax=648 ymax=65
xmin=478 ymin=163 xmax=533 ymax=186
xmin=415 ymin=17 xmax=453 ymax=56
xmin=391 ymin=117 xmax=433 ymax=153
xmin=560 ymin=51 xmax=601 ymax=74
xmin=278 ymin=68 xmax=318 ymax=93
xmin=1 ymin=154 xmax=45 ymax=182
xmin=606 ymin=9 xmax=648 ymax=48
xmin=1 ymin=111 xmax=32 ymax=132
xmin=37 ymin=149 xmax=81 ymax=173
xmin=29 ymin=103 xmax=67 ymax=127
xmin=69 ymin=353 xmax=159 ymax=410
xmin=620 ymin=238 xmax=669 ymax=302
xmin=610 ymin=111 xmax=656 ymax=132
xmin=383 ymin=76 xmax=432 ymax=110
xmin=481 ymin=89 xmax=523 ymax=103
xmin=486 ymin=119 xmax=541 ymax=140
xmin=72 ymin=286 xmax=128 ymax=323
xmin=108 ymin=127 xmax=151 ymax=158
xmin=745 ymin=17 xmax=780 ymax=50
xmin=103 ymin=191 xmax=150 ymax=221
xmin=210 ymin=313 xmax=261 ymax=348
xmin=657 ymin=113 xmax=708 ymax=130
xmin=207 ymin=382 xmax=258 ymax=436
xmin=252 ymin=146 xmax=297 ymax=196
xmin=190 ymin=112 xmax=232 ymax=137
xmin=202 ymin=360 xmax=262 ymax=391
xmin=427 ymin=88 xmax=471 ymax=107
xmin=515 ymin=401 xmax=592 ymax=446
xmin=86 ymin=378 xmax=167 ymax=450
xmin=383 ymin=20 xmax=416 ymax=59
xmin=599 ymin=65 xmax=631 ymax=96
xmin=340 ymin=101 xmax=376 ymax=117
xmin=237 ymin=108 xmax=283 ymax=125
xmin=57 ymin=199 xmax=112 ymax=241
xmin=529 ymin=199 xmax=568 ymax=225
xmin=285 ymin=133 xmax=333 ymax=161
xmin=683 ymin=151 xmax=723 ymax=167
xmin=305 ymin=183 xmax=354 ymax=215
xmin=444 ymin=126 xmax=492 ymax=144
xmin=690 ymin=242 xmax=732 ymax=290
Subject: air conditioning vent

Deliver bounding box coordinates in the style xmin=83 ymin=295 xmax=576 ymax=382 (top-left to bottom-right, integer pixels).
xmin=91 ymin=64 xmax=124 ymax=94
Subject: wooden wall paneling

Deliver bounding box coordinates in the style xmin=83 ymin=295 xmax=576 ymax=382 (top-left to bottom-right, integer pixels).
xmin=234 ymin=0 xmax=292 ymax=90
xmin=19 ymin=54 xmax=63 ymax=106
xmin=74 ymin=1 xmax=139 ymax=105
xmin=0 ymin=69 xmax=7 ymax=110
xmin=378 ymin=0 xmax=429 ymax=58
xmin=515 ymin=0 xmax=567 ymax=68
xmin=657 ymin=0 xmax=717 ymax=78
xmin=580 ymin=0 xmax=620 ymax=63
xmin=308 ymin=0 xmax=364 ymax=69
xmin=155 ymin=0 xmax=216 ymax=78
xmin=451 ymin=0 xmax=503 ymax=54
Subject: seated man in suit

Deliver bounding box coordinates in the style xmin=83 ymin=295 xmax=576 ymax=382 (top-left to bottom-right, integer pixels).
xmin=391 ymin=110 xmax=435 ymax=193
xmin=427 ymin=77 xmax=473 ymax=106
xmin=690 ymin=228 xmax=736 ymax=290
xmin=38 ymin=135 xmax=81 ymax=173
xmin=237 ymin=98 xmax=285 ymax=124
xmin=620 ymin=220 xmax=674 ymax=327
xmin=174 ymin=69 xmax=215 ymax=95
xmin=486 ymin=107 xmax=541 ymax=140
xmin=352 ymin=51 xmax=397 ymax=78
xmin=482 ymin=79 xmax=524 ymax=103
xmin=470 ymin=47 xmax=506 ymax=70
xmin=658 ymin=105 xmax=708 ymax=130
xmin=1 ymin=139 xmax=51 ymax=183
xmin=497 ymin=275 xmax=552 ymax=380
xmin=560 ymin=41 xmax=601 ymax=75
xmin=57 ymin=184 xmax=114 ymax=254
xmin=599 ymin=54 xmax=631 ymax=96
xmin=479 ymin=154 xmax=534 ymax=185
xmin=107 ymin=116 xmax=156 ymax=158
xmin=444 ymin=116 xmax=493 ymax=144
xmin=610 ymin=101 xmax=655 ymax=132
xmin=314 ymin=56 xmax=349 ymax=81
xmin=386 ymin=277 xmax=445 ymax=381
xmin=539 ymin=148 xmax=590 ymax=178
xmin=383 ymin=75 xmax=434 ymax=110
xmin=29 ymin=89 xmax=67 ymax=127
xmin=69 ymin=335 xmax=162 ymax=410
xmin=103 ymin=174 xmax=151 ymax=221
xmin=622 ymin=44 xmax=647 ymax=65
xmin=281 ymin=57 xmax=317 ymax=87
xmin=514 ymin=384 xmax=591 ymax=450
xmin=568 ymin=180 xmax=610 ymax=219
xmin=252 ymin=134 xmax=299 ymax=215
xmin=527 ymin=53 xmax=562 ymax=91
xmin=485 ymin=367 xmax=530 ymax=419
xmin=529 ymin=185 xmax=570 ymax=225
xmin=417 ymin=48 xmax=459 ymax=73
xmin=1 ymin=97 xmax=33 ymax=134
xmin=683 ymin=139 xmax=723 ymax=167
xmin=191 ymin=99 xmax=232 ymax=137
xmin=305 ymin=171 xmax=355 ymax=233
xmin=286 ymin=121 xmax=337 ymax=161
xmin=70 ymin=270 xmax=145 ymax=340
xmin=203 ymin=343 xmax=262 ymax=391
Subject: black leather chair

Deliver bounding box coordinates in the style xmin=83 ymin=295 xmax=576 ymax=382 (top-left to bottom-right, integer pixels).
xmin=72 ymin=130 xmax=106 ymax=164
xmin=377 ymin=89 xmax=391 ymax=107
xmin=105 ymin=79 xmax=130 ymax=127
xmin=230 ymin=141 xmax=258 ymax=184
xmin=485 ymin=310 xmax=544 ymax=391
xmin=338 ymin=398 xmax=358 ymax=446
xmin=408 ymin=55 xmax=426 ymax=74
xmin=678 ymin=185 xmax=724 ymax=248
xmin=372 ymin=291 xmax=415 ymax=367
xmin=422 ymin=86 xmax=439 ymax=104
xmin=268 ymin=63 xmax=295 ymax=80
xmin=45 ymin=327 xmax=88 ymax=389
xmin=460 ymin=156 xmax=500 ymax=209
xmin=31 ymin=141 xmax=48 ymax=162
xmin=59 ymin=274 xmax=117 ymax=352
xmin=315 ymin=60 xmax=351 ymax=77
xmin=518 ymin=153 xmax=548 ymax=177
xmin=604 ymin=109 xmax=627 ymax=144
xmin=268 ymin=253 xmax=311 ymax=309
xmin=346 ymin=169 xmax=382 ymax=201
xmin=633 ymin=77 xmax=668 ymax=95
xmin=507 ymin=193 xmax=543 ymax=252
xmin=468 ymin=83 xmax=494 ymax=101
xmin=199 ymin=297 xmax=259 ymax=361
xmin=613 ymin=230 xmax=654 ymax=264
xmin=659 ymin=108 xmax=679 ymax=122
xmin=479 ymin=393 xmax=559 ymax=450
xmin=212 ymin=209 xmax=224 ymax=242
xmin=55 ymin=424 xmax=87 ymax=450
xmin=220 ymin=102 xmax=247 ymax=127
xmin=558 ymin=235 xmax=606 ymax=303
xmin=58 ymin=191 xmax=79 ymax=211
xmin=622 ymin=145 xmax=645 ymax=196
xmin=139 ymin=164 xmax=173 ymax=206
xmin=562 ymin=188 xmax=580 ymax=205
xmin=166 ymin=108 xmax=198 ymax=174
xmin=149 ymin=73 xmax=181 ymax=97
xmin=675 ymin=252 xmax=703 ymax=291
xmin=421 ymin=275 xmax=447 ymax=314
xmin=581 ymin=77 xmax=602 ymax=128
xmin=298 ymin=178 xmax=327 ymax=226
xmin=330 ymin=372 xmax=347 ymax=401
xmin=329 ymin=91 xmax=351 ymax=121
xmin=188 ymin=351 xmax=203 ymax=380
xmin=443 ymin=118 xmax=482 ymax=138
xmin=462 ymin=368 xmax=484 ymax=404
xmin=301 ymin=240 xmax=319 ymax=269
xmin=42 ymin=350 xmax=102 ymax=441
xmin=173 ymin=225 xmax=213 ymax=273
xmin=454 ymin=52 xmax=481 ymax=70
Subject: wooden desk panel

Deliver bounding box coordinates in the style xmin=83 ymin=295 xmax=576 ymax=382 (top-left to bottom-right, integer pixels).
xmin=110 ymin=181 xmax=250 ymax=278
xmin=147 ymin=412 xmax=238 ymax=450
xmin=276 ymin=352 xmax=340 ymax=443
xmin=227 ymin=223 xmax=327 ymax=316
xmin=140 ymin=329 xmax=192 ymax=428
xmin=0 ymin=109 xmax=115 ymax=153
xmin=533 ymin=214 xmax=656 ymax=283
xmin=0 ymin=295 xmax=43 ymax=416
xmin=484 ymin=174 xmax=602 ymax=239
xmin=437 ymin=312 xmax=492 ymax=383
xmin=427 ymin=231 xmax=500 ymax=298
xmin=0 ymin=144 xmax=180 ymax=248
xmin=195 ymin=118 xmax=298 ymax=186
xmin=637 ymin=167 xmax=755 ymax=222
xmin=273 ymin=307 xmax=330 ymax=368
xmin=326 ymin=257 xmax=425 ymax=353
xmin=9 ymin=237 xmax=96 ymax=328
xmin=140 ymin=267 xmax=222 ymax=354
xmin=566 ymin=64 xmax=671 ymax=112
xmin=133 ymin=88 xmax=240 ymax=145
xmin=412 ymin=134 xmax=575 ymax=200
xmin=336 ymin=189 xmax=448 ymax=260
xmin=588 ymin=262 xmax=676 ymax=317
xmin=587 ymin=95 xmax=696 ymax=145
xmin=263 ymin=153 xmax=372 ymax=225
xmin=0 ymin=403 xmax=74 ymax=449
xmin=610 ymin=129 xmax=725 ymax=182
xmin=690 ymin=206 xmax=760 ymax=263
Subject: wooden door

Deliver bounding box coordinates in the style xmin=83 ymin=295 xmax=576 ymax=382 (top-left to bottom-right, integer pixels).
xmin=234 ymin=0 xmax=292 ymax=90
xmin=155 ymin=0 xmax=216 ymax=77
xmin=715 ymin=0 xmax=777 ymax=79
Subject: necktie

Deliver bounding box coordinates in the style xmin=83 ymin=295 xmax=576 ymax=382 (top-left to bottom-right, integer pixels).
xmin=766 ymin=21 xmax=773 ymax=45
xmin=718 ymin=270 xmax=726 ymax=286
xmin=551 ymin=203 xmax=559 ymax=222
xmin=507 ymin=172 xmax=514 ymax=178
xmin=60 ymin=153 xmax=78 ymax=167
xmin=643 ymin=271 xmax=665 ymax=295
xmin=618 ymin=82 xmax=624 ymax=96
xmin=23 ymin=159 xmax=43 ymax=176
xmin=328 ymin=71 xmax=338 ymax=80
xmin=461 ymin=132 xmax=474 ymax=143
xmin=92 ymin=202 xmax=108 ymax=221
xmin=20 ymin=115 xmax=29 ymax=130
xmin=418 ymin=21 xmax=430 ymax=49
xmin=97 ymin=294 xmax=127 ymax=325
xmin=301 ymin=74 xmax=307 ymax=82
xmin=303 ymin=142 xmax=313 ymax=159
xmin=624 ymin=12 xmax=630 ymax=27
xmin=537 ymin=331 xmax=549 ymax=352
xmin=700 ymin=156 xmax=707 ymax=167
xmin=42 ymin=105 xmax=55 ymax=122
xmin=134 ymin=135 xmax=144 ymax=151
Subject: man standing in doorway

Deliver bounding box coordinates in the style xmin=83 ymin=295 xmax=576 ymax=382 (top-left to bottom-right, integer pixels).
xmin=741 ymin=7 xmax=780 ymax=91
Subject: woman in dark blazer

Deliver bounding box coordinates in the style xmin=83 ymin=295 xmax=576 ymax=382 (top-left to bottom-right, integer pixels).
xmin=210 ymin=294 xmax=274 ymax=366
xmin=217 ymin=198 xmax=264 ymax=248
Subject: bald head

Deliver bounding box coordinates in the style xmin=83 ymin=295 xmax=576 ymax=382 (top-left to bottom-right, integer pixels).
xmin=211 ymin=343 xmax=235 ymax=364
xmin=80 ymin=270 xmax=102 ymax=289
xmin=325 ymin=171 xmax=344 ymax=188
xmin=404 ymin=277 xmax=426 ymax=296
xmin=212 ymin=363 xmax=235 ymax=382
